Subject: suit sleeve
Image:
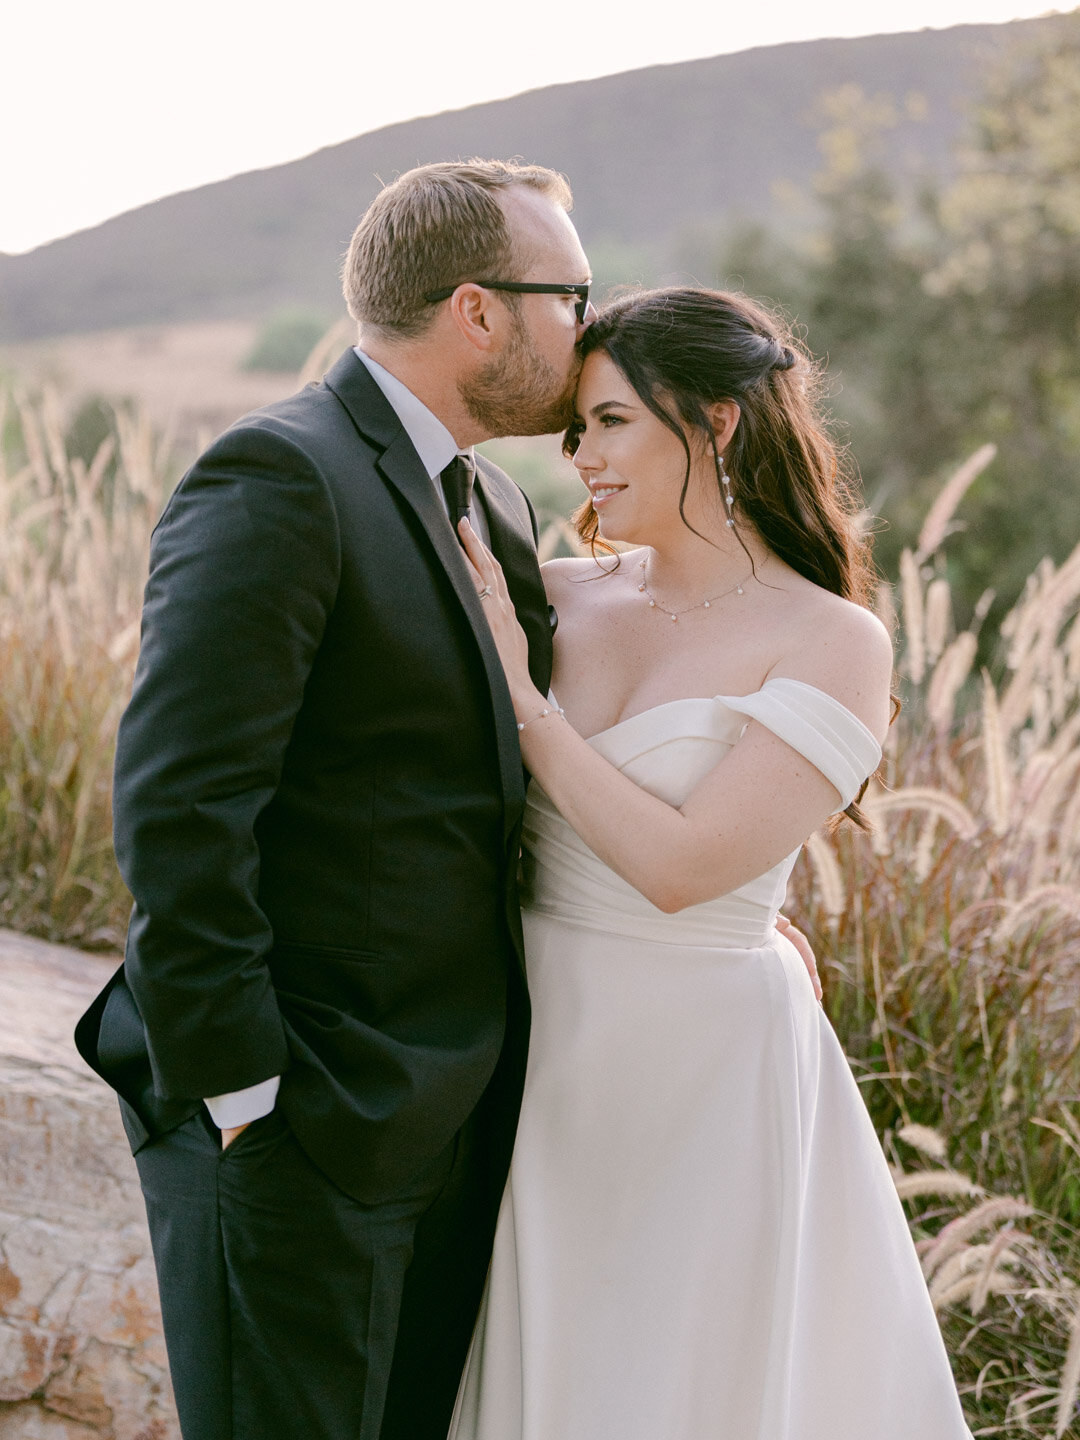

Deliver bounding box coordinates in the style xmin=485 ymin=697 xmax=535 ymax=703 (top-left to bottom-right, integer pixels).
xmin=114 ymin=424 xmax=340 ymax=1101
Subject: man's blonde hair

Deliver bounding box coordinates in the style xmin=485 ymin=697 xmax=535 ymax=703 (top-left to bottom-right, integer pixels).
xmin=342 ymin=159 xmax=573 ymax=339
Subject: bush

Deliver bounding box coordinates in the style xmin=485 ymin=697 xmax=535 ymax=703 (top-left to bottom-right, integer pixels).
xmin=242 ymin=308 xmax=332 ymax=373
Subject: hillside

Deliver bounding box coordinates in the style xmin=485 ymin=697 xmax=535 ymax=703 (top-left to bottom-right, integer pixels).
xmin=0 ymin=17 xmax=1059 ymax=341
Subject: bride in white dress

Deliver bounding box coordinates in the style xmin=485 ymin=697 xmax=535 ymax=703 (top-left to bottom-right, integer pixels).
xmin=454 ymin=287 xmax=973 ymax=1440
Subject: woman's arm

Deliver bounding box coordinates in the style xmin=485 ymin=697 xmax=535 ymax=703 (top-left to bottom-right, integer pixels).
xmin=462 ymin=520 xmax=892 ymax=914
xmin=506 ymin=692 xmax=851 ymax=912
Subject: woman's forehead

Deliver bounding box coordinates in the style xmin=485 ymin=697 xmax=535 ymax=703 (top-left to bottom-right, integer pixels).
xmin=576 ymin=351 xmax=637 ymax=409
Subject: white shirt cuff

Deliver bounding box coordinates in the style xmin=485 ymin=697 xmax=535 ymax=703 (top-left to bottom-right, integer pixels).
xmin=203 ymin=1075 xmax=281 ymax=1129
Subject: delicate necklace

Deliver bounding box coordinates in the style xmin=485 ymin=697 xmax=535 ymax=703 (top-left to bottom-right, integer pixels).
xmin=638 ymin=554 xmax=753 ymax=622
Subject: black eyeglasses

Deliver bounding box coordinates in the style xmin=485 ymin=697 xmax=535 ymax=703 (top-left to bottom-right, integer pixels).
xmin=424 ymin=280 xmax=591 ymax=324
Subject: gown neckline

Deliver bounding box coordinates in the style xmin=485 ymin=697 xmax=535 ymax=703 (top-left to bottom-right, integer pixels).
xmin=582 ymin=676 xmax=876 ymax=745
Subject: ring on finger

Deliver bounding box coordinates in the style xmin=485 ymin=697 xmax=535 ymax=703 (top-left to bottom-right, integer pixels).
xmin=477 ymin=585 xmax=493 ymax=599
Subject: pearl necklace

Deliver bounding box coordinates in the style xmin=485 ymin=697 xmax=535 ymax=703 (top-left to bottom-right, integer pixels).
xmin=638 ymin=555 xmax=752 ymax=622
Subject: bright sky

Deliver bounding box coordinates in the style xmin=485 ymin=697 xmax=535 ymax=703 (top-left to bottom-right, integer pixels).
xmin=0 ymin=0 xmax=1059 ymax=255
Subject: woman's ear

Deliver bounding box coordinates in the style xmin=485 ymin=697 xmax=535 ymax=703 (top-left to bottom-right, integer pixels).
xmin=706 ymin=399 xmax=740 ymax=454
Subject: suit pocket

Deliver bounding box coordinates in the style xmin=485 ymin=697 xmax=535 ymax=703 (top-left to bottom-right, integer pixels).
xmin=268 ymin=940 xmax=385 ymax=1018
xmin=271 ymin=940 xmax=382 ymax=962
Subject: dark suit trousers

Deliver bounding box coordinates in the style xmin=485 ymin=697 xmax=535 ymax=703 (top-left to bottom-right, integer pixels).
xmin=135 ymin=1106 xmax=493 ymax=1440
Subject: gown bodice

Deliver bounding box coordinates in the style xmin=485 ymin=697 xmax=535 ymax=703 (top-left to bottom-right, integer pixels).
xmin=520 ymin=678 xmax=882 ymax=949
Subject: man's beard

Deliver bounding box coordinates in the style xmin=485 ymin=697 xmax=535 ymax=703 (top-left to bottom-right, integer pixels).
xmin=459 ymin=319 xmax=580 ymax=438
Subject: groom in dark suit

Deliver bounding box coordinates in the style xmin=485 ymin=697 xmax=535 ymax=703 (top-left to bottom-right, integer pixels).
xmin=75 ymin=160 xmax=595 ymax=1440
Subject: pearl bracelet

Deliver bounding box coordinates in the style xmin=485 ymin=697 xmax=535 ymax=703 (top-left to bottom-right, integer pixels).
xmin=517 ymin=705 xmax=565 ymax=732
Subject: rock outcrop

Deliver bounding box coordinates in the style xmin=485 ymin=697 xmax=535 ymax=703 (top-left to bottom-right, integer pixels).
xmin=0 ymin=929 xmax=177 ymax=1439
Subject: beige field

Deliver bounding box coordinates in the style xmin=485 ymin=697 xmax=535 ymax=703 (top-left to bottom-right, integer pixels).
xmin=0 ymin=320 xmax=302 ymax=451
xmin=0 ymin=321 xmax=576 ymax=505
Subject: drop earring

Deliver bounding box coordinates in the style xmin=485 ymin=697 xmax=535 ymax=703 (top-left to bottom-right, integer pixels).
xmin=718 ymin=454 xmax=735 ymax=528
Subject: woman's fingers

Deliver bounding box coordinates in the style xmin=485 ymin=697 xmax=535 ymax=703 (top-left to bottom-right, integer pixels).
xmin=459 ymin=519 xmax=511 ymax=605
xmin=456 ymin=521 xmax=536 ymax=701
xmin=776 ymin=914 xmax=823 ymax=1002
xmin=457 ymin=517 xmax=488 ymax=582
xmin=458 ymin=518 xmax=499 ymax=591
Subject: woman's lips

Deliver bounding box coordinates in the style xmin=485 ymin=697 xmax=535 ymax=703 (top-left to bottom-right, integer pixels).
xmin=590 ymin=485 xmax=626 ymax=507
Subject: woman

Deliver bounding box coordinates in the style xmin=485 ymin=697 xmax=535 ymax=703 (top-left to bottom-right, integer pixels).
xmin=451 ymin=288 xmax=972 ymax=1439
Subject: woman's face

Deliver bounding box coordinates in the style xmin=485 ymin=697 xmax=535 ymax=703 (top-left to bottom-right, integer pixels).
xmin=570 ymin=351 xmax=720 ymax=547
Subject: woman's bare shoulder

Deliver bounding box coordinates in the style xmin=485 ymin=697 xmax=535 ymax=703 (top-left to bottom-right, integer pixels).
xmin=540 ymin=552 xmax=632 ymax=605
xmin=769 ymin=587 xmax=894 ymax=740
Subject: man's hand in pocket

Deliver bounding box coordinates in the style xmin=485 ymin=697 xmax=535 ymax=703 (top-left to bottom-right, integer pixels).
xmin=221 ymin=1122 xmax=252 ymax=1149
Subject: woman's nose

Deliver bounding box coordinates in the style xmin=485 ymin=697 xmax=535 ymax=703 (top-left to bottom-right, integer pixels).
xmin=573 ymin=437 xmax=601 ymax=475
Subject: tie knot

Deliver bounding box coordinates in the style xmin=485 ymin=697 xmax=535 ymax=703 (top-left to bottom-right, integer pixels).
xmin=440 ymin=454 xmax=475 ymax=527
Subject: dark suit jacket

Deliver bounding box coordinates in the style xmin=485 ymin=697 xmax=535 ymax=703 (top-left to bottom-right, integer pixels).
xmin=75 ymin=349 xmax=553 ymax=1204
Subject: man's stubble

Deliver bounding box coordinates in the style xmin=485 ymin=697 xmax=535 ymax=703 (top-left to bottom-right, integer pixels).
xmin=459 ymin=316 xmax=581 ymax=440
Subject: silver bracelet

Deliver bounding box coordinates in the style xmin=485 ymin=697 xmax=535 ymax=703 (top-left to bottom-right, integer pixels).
xmin=517 ymin=705 xmax=565 ymax=732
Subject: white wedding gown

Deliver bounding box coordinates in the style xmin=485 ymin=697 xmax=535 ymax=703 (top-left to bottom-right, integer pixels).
xmin=449 ymin=678 xmax=973 ymax=1440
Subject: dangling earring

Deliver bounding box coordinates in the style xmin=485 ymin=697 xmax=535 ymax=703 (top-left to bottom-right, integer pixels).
xmin=718 ymin=453 xmax=735 ymax=528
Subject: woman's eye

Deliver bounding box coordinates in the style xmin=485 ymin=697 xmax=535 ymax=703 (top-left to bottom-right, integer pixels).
xmin=599 ymin=414 xmax=624 ymax=427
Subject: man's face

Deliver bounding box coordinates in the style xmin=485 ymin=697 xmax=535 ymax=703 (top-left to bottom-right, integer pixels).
xmin=459 ymin=187 xmax=595 ymax=438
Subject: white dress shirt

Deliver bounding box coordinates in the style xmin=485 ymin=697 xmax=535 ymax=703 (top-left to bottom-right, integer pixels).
xmin=204 ymin=347 xmax=488 ymax=1129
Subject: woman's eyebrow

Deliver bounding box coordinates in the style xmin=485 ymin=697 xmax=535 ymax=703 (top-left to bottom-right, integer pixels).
xmin=588 ymin=400 xmax=635 ymax=418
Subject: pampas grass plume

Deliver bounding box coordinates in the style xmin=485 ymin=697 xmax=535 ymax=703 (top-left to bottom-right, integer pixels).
xmin=914 ymin=444 xmax=997 ymax=564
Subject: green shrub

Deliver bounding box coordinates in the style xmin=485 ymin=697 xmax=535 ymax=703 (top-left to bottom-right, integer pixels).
xmin=242 ymin=308 xmax=332 ymax=372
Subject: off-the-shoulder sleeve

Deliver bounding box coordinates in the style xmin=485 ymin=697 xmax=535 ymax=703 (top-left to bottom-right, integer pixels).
xmin=717 ymin=677 xmax=882 ymax=811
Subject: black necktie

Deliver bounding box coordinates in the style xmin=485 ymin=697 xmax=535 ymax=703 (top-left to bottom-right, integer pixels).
xmin=440 ymin=454 xmax=475 ymax=533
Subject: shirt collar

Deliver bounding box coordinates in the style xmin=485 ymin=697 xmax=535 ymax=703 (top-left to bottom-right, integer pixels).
xmin=354 ymin=346 xmax=469 ymax=481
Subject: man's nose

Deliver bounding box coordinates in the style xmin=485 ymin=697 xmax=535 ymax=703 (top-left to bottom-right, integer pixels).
xmin=578 ymin=300 xmax=599 ymax=331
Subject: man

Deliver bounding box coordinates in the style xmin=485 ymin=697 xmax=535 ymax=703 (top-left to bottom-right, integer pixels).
xmin=76 ymin=159 xmax=593 ymax=1440
xmin=76 ymin=158 xmax=820 ymax=1440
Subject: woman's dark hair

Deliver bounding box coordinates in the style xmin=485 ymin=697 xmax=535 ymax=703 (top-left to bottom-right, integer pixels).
xmin=565 ymin=286 xmax=885 ymax=823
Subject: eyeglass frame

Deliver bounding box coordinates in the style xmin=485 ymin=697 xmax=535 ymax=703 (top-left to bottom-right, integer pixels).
xmin=424 ymin=280 xmax=591 ymax=324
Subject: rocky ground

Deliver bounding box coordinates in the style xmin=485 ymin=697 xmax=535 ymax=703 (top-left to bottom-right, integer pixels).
xmin=0 ymin=930 xmax=177 ymax=1439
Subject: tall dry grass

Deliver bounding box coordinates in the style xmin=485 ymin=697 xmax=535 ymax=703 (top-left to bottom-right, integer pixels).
xmin=789 ymin=446 xmax=1080 ymax=1436
xmin=2 ymin=386 xmax=1079 ymax=1432
xmin=0 ymin=387 xmax=170 ymax=945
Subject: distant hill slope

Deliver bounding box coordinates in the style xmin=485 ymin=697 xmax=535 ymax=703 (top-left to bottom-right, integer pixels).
xmin=0 ymin=18 xmax=1054 ymax=341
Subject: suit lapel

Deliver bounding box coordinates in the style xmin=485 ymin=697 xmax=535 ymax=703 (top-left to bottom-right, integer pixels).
xmin=323 ymin=351 xmax=526 ymax=835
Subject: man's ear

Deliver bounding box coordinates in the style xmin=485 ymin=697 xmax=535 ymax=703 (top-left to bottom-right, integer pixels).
xmin=707 ymin=399 xmax=740 ymax=454
xmin=448 ymin=284 xmax=499 ymax=354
